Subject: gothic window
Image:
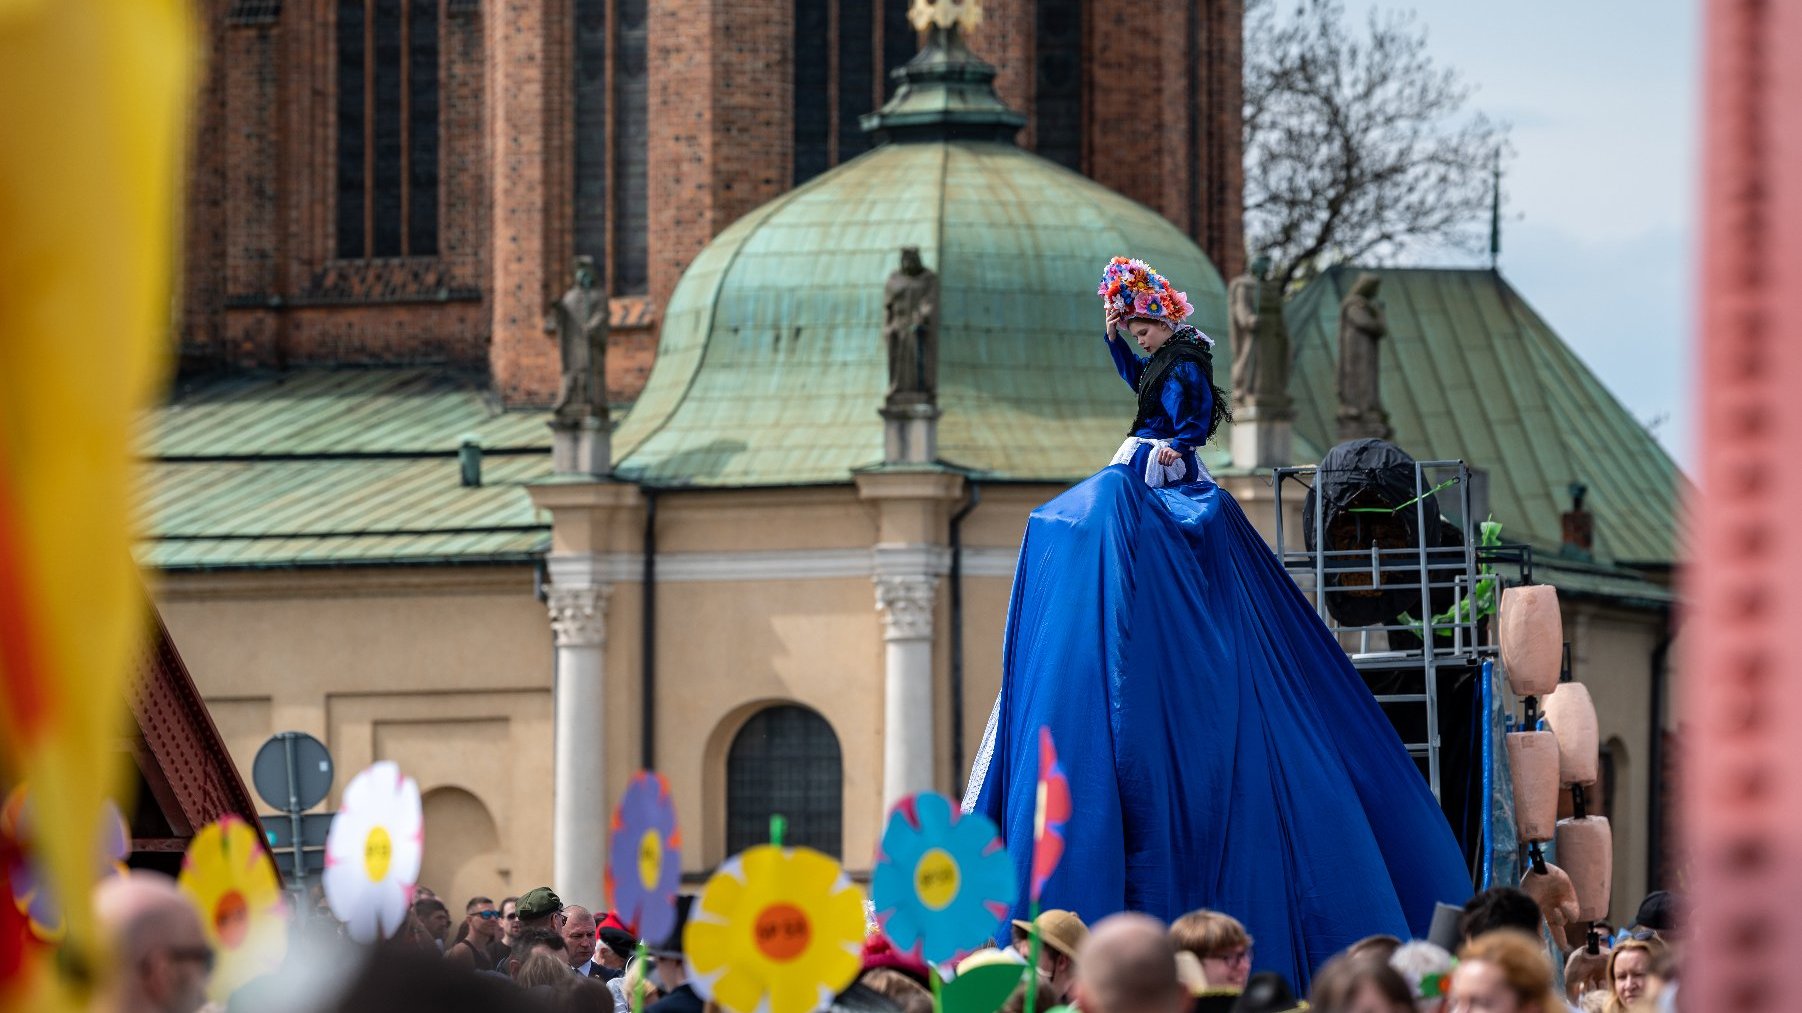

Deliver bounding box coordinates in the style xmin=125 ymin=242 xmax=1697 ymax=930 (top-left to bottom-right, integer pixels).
xmin=793 ymin=0 xmax=831 ymax=184
xmin=726 ymin=705 xmax=843 ymax=858
xmin=794 ymin=0 xmax=918 ymax=186
xmin=1035 ymin=0 xmax=1082 ymax=171
xmin=574 ymin=0 xmax=649 ymax=295
xmin=337 ymin=0 xmax=439 ymax=259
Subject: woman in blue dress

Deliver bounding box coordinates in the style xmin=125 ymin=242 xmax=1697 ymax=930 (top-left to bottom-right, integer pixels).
xmin=964 ymin=258 xmax=1470 ymax=990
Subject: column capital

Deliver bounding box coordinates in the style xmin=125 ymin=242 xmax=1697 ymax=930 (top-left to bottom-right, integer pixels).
xmin=547 ymin=584 xmax=611 ymax=647
xmin=875 ymin=573 xmax=939 ymax=641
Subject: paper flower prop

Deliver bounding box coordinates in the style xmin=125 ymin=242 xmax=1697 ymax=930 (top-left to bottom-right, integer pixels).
xmin=606 ymin=770 xmax=683 ymax=942
xmin=1097 ymin=256 xmax=1194 ymax=323
xmin=871 ymin=792 xmax=1015 ymax=964
xmin=1031 ymin=727 xmax=1071 ymax=901
xmin=2 ymin=787 xmax=127 ymax=941
xmin=178 ymin=816 xmax=288 ymax=1001
xmin=323 ymin=761 xmax=423 ymax=942
xmin=685 ymin=845 xmax=867 ymax=1013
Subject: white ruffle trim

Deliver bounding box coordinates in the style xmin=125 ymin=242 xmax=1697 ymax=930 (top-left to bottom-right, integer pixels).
xmin=1109 ymin=436 xmax=1211 ymax=488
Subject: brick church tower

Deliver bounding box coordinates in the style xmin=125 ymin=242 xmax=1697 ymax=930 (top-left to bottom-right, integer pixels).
xmin=180 ymin=0 xmax=1243 ymax=406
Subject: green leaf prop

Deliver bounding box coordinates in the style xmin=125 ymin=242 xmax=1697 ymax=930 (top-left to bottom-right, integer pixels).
xmin=940 ymin=963 xmax=1028 ymax=1013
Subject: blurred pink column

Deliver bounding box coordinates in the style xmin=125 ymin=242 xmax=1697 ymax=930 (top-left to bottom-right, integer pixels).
xmin=1686 ymin=2 xmax=1802 ymax=1008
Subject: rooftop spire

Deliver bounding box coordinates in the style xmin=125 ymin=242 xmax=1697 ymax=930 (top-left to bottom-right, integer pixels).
xmin=860 ymin=2 xmax=1025 ymax=145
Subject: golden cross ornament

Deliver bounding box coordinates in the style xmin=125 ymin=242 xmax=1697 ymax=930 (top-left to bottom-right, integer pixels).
xmin=908 ymin=0 xmax=982 ymax=33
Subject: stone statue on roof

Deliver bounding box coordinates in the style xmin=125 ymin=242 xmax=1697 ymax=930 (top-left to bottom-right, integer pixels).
xmin=549 ymin=255 xmax=609 ymax=427
xmin=884 ymin=247 xmax=939 ymax=409
xmin=908 ymin=0 xmax=982 ymax=32
xmin=1336 ymin=272 xmax=1394 ymax=441
xmin=1228 ymin=254 xmax=1293 ymax=416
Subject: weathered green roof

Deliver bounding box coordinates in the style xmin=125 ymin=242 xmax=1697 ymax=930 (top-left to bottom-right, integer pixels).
xmin=612 ymin=140 xmax=1230 ymax=486
xmin=140 ymin=369 xmax=551 ymax=570
xmin=1285 ymin=267 xmax=1684 ymax=565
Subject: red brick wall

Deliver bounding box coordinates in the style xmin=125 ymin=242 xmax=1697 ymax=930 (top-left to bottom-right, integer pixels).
xmin=179 ymin=0 xmax=1244 ymax=402
xmin=488 ymin=0 xmax=573 ymax=402
xmin=1087 ymin=0 xmax=1244 ymax=280
xmin=180 ymin=0 xmax=232 ymax=368
xmin=183 ymin=2 xmax=491 ymax=373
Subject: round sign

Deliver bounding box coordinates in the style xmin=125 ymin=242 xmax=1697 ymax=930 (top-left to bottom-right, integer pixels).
xmin=252 ymin=732 xmax=334 ymax=813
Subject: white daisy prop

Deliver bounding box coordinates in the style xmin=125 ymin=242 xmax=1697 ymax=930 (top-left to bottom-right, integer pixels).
xmin=322 ymin=761 xmax=423 ymax=942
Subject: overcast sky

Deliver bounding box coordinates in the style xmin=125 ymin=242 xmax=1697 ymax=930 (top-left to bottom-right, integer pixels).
xmin=1337 ymin=0 xmax=1699 ymax=468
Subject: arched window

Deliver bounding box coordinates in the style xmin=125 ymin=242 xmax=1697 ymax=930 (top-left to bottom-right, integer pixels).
xmin=793 ymin=0 xmax=918 ymax=186
xmin=574 ymin=0 xmax=649 ymax=295
xmin=1034 ymin=0 xmax=1082 ymax=171
xmin=727 ymin=705 xmax=843 ymax=857
xmin=337 ymin=0 xmax=439 ymax=259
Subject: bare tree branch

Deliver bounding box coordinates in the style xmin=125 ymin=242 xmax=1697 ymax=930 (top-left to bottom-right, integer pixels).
xmin=1243 ymin=0 xmax=1508 ymax=289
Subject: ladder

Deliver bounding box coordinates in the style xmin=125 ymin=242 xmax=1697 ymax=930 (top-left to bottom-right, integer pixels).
xmin=1269 ymin=459 xmax=1513 ymax=799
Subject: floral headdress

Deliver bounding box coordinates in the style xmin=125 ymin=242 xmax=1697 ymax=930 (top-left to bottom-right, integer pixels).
xmin=1097 ymin=256 xmax=1194 ymax=323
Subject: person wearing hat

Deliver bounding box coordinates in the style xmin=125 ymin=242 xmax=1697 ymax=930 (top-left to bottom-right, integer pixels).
xmin=516 ymin=886 xmax=567 ymax=933
xmin=1010 ymin=909 xmax=1087 ymax=1006
xmin=598 ymin=922 xmax=637 ymax=971
xmin=964 ymin=256 xmax=1473 ymax=994
xmin=1234 ymin=971 xmax=1308 ymax=1013
xmin=490 ymin=887 xmax=565 ymax=974
xmin=1629 ymin=890 xmax=1682 ymax=944
xmin=644 ymin=895 xmax=701 ymax=1013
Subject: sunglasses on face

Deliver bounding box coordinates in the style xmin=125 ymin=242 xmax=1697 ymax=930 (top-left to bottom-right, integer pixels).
xmin=164 ymin=945 xmax=216 ymax=973
xmin=504 ymin=912 xmax=521 ymax=921
xmin=476 ymin=910 xmax=501 ymax=920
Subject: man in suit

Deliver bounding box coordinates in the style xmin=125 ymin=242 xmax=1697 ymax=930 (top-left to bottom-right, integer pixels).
xmin=565 ymin=905 xmax=618 ymax=980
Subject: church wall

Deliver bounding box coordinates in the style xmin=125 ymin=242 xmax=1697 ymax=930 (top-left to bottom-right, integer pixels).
xmin=151 ymin=480 xmax=1674 ymax=915
xmin=155 ymin=566 xmax=557 ymax=900
xmin=1565 ymin=601 xmax=1662 ymax=924
xmin=184 ymin=2 xmax=493 ymax=373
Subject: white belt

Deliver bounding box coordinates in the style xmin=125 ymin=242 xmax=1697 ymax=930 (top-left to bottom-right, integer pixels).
xmin=1109 ymin=437 xmax=1211 ymax=488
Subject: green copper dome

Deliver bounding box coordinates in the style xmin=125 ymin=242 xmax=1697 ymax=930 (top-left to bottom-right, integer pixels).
xmin=614 ymin=31 xmax=1228 ymax=487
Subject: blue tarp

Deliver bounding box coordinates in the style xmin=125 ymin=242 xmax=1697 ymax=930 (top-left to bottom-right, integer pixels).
xmin=968 ymin=460 xmax=1472 ymax=990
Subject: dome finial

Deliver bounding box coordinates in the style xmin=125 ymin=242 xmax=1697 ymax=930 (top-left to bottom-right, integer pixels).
xmin=907 ymin=0 xmax=983 ymax=34
xmin=861 ymin=0 xmax=1024 ymax=144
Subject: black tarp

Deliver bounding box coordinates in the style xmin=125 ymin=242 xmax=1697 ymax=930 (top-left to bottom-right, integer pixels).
xmin=1304 ymin=438 xmax=1462 ymax=628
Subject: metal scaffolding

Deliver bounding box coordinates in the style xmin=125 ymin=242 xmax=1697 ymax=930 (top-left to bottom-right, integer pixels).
xmin=1271 ymin=459 xmax=1530 ymax=799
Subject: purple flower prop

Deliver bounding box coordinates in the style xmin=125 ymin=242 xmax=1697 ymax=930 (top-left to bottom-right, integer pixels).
xmin=606 ymin=771 xmax=682 ymax=942
xmin=3 ymin=787 xmax=128 ymax=941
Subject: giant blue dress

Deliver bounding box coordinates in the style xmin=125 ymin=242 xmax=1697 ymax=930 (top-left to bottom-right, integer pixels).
xmin=965 ymin=327 xmax=1471 ymax=990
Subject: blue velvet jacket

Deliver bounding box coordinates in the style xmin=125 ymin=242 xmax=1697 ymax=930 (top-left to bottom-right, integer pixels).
xmin=1106 ymin=333 xmax=1215 ymax=456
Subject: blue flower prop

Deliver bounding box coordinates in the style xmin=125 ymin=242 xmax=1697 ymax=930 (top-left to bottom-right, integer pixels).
xmin=871 ymin=792 xmax=1016 ymax=964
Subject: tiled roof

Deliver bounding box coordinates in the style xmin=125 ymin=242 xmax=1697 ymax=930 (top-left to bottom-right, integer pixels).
xmin=140 ymin=369 xmax=550 ymax=570
xmin=1284 ymin=267 xmax=1684 ymax=565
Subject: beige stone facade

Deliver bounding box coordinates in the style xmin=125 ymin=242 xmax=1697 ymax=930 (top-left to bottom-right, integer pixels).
xmin=157 ymin=475 xmax=1673 ymax=922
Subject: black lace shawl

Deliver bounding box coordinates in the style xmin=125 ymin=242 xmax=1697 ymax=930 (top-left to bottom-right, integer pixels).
xmin=1128 ymin=324 xmax=1234 ymax=444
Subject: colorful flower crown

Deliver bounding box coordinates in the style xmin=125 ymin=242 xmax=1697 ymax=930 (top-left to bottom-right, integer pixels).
xmin=1097 ymin=256 xmax=1194 ymax=323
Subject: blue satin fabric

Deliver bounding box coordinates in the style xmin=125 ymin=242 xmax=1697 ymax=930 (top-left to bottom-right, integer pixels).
xmin=968 ymin=450 xmax=1471 ymax=989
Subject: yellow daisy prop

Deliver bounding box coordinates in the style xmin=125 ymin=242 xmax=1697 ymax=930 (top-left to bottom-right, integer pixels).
xmin=685 ymin=845 xmax=867 ymax=1013
xmin=177 ymin=816 xmax=288 ymax=1002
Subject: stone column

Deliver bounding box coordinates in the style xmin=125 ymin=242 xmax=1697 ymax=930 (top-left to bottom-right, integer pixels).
xmin=875 ymin=572 xmax=940 ymax=808
xmin=546 ymin=577 xmax=610 ymax=905
xmin=858 ymin=468 xmax=964 ymax=813
xmin=530 ymin=479 xmax=640 ymax=904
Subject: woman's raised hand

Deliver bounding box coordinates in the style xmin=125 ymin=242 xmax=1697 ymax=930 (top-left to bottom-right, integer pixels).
xmin=1105 ymin=307 xmax=1125 ymax=341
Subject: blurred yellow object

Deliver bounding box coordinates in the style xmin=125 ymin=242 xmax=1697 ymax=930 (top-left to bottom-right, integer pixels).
xmin=0 ymin=0 xmax=193 ymax=1007
xmin=178 ymin=817 xmax=288 ymax=1002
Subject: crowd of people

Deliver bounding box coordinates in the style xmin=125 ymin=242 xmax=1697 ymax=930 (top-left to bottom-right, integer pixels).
xmin=90 ymin=862 xmax=1684 ymax=1013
